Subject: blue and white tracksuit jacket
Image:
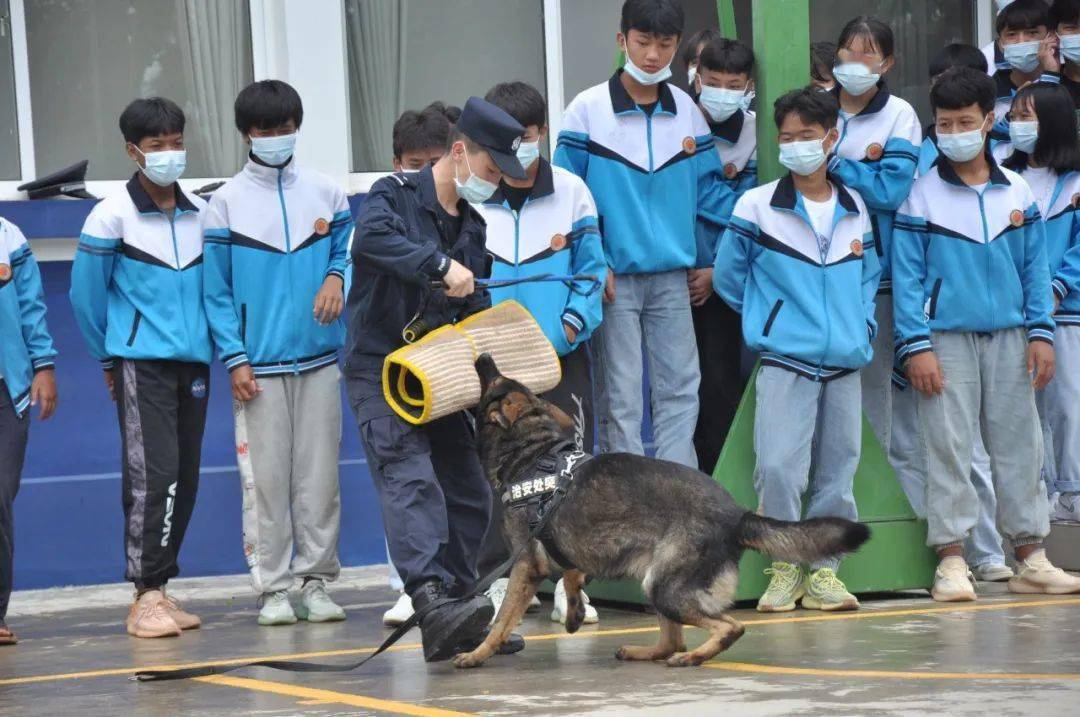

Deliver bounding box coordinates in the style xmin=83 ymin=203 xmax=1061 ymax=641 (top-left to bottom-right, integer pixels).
xmin=202 ymin=158 xmax=350 ymax=377
xmin=1037 ymin=170 xmax=1080 ymax=326
xmin=70 ymin=176 xmax=212 ymax=368
xmin=892 ymin=157 xmax=1054 ymax=365
xmin=713 ymin=175 xmax=881 ymax=381
xmin=554 ymin=70 xmax=733 ymax=273
xmin=473 ymin=160 xmax=605 ymax=357
xmin=0 ymin=218 xmax=56 ymax=415
xmin=696 ymin=108 xmax=757 ymax=265
xmin=827 ymin=83 xmax=920 ymax=293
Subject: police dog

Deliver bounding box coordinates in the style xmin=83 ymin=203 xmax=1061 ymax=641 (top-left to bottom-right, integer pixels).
xmin=453 ymin=354 xmax=870 ymax=669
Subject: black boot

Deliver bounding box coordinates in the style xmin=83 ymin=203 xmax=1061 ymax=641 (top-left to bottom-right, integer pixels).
xmin=410 ymin=581 xmax=494 ymax=662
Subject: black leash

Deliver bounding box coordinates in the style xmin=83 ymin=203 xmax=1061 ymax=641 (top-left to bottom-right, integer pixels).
xmin=134 ymin=448 xmax=589 ymax=682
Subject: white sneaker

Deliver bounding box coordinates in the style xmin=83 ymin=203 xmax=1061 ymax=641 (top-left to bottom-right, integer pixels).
xmin=382 ymin=591 xmax=414 ymax=627
xmin=486 ymin=577 xmax=509 ymax=626
xmin=931 ymin=556 xmax=977 ymax=602
xmin=551 ymin=577 xmax=599 ymax=625
xmin=1050 ymin=492 xmax=1080 ymax=523
xmin=972 ymin=562 xmax=1014 ymax=582
xmin=296 ymin=580 xmax=346 ymax=622
xmin=1009 ymin=549 xmax=1080 ymax=594
xmin=258 ymin=590 xmax=298 ymax=626
xmin=527 ymin=593 xmax=542 ymax=611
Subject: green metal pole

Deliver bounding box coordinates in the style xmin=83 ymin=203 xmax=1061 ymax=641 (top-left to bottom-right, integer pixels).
xmin=752 ymin=0 xmax=810 ymax=183
xmin=716 ymin=0 xmax=737 ymax=39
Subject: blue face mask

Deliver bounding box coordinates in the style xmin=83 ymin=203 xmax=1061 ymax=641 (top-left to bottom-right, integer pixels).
xmin=778 ymin=138 xmax=828 ymax=176
xmin=134 ymin=147 xmax=186 ymax=186
xmin=251 ymin=133 xmax=297 ymax=166
xmin=1003 ymin=40 xmax=1040 ymax=73
xmin=1061 ymin=34 xmax=1080 ymax=63
xmin=1009 ymin=120 xmax=1039 ymax=153
xmin=622 ymin=42 xmax=672 ymax=85
xmin=454 ymin=151 xmax=499 ymax=203
xmin=937 ymin=124 xmax=987 ymax=163
xmin=699 ymin=86 xmax=748 ymax=123
xmin=516 ymin=140 xmax=540 ymax=170
xmin=833 ymin=62 xmax=880 ymax=96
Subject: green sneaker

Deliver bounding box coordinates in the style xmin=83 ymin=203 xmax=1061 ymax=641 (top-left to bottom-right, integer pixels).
xmin=802 ymin=568 xmax=859 ymax=611
xmin=756 ymin=562 xmax=805 ymax=612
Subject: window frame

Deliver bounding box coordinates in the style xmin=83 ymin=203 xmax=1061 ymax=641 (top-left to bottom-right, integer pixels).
xmin=0 ymin=0 xmax=262 ymax=200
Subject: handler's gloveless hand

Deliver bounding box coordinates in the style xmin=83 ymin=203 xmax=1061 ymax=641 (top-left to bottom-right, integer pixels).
xmin=443 ymin=259 xmax=475 ymax=298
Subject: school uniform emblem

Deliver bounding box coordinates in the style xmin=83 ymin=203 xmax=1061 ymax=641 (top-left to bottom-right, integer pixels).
xmin=850 ymin=239 xmax=864 ymax=257
xmin=865 ymin=143 xmax=883 ymax=161
xmin=314 ymin=218 xmax=331 ymax=236
xmin=682 ymin=136 xmax=697 ymax=155
xmin=723 ymin=163 xmax=738 ymax=179
xmin=1009 ymin=209 xmax=1025 ymax=227
xmin=550 ymin=233 xmax=567 ymax=251
xmin=0 ymin=263 xmax=10 ymax=282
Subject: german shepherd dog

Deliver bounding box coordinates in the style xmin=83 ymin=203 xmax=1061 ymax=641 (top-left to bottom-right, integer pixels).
xmin=452 ymin=354 xmax=870 ymax=669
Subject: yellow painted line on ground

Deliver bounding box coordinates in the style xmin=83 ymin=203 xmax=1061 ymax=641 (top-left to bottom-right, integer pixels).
xmin=195 ymin=674 xmax=475 ymax=717
xmin=2 ymin=596 xmax=1078 ymax=687
xmin=706 ymin=661 xmax=1080 ymax=681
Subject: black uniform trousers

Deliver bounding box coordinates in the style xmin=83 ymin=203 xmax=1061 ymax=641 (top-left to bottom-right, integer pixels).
xmin=114 ymin=359 xmax=208 ymax=591
xmin=0 ymin=381 xmax=29 ymax=622
xmin=348 ymin=372 xmax=492 ymax=597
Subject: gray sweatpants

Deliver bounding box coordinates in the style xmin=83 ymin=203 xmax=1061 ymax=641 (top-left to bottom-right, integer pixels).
xmin=916 ymin=328 xmax=1049 ymax=550
xmin=236 ymin=364 xmax=343 ymax=594
xmin=1044 ymin=325 xmax=1080 ymax=494
xmin=862 ymin=298 xmax=893 ymax=453
xmin=753 ymin=366 xmax=861 ymax=570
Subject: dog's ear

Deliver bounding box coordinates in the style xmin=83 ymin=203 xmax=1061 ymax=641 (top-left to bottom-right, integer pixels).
xmin=545 ymin=401 xmax=575 ymax=434
xmin=475 ymin=353 xmax=503 ymax=394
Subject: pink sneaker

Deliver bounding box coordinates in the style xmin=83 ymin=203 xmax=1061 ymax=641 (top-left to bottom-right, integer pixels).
xmin=161 ymin=588 xmax=201 ymax=630
xmin=126 ymin=590 xmax=181 ymax=638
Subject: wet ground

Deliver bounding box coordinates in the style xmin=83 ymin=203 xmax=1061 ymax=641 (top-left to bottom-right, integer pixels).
xmin=1 ymin=574 xmax=1078 ymax=716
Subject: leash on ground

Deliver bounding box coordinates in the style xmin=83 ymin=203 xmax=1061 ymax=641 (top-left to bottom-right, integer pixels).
xmin=134 ymin=446 xmax=588 ymax=682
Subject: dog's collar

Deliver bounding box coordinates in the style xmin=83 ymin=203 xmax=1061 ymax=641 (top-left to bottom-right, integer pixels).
xmin=502 ymin=441 xmax=590 ymax=507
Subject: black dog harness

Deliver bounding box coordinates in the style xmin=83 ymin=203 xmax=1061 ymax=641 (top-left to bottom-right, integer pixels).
xmin=502 ymin=441 xmax=591 ymax=569
xmin=135 ymin=440 xmax=592 ymax=682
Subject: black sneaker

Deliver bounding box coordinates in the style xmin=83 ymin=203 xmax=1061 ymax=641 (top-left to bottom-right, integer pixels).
xmin=411 ymin=581 xmax=494 ymax=662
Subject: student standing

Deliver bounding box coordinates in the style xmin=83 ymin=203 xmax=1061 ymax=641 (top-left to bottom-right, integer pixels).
xmin=1000 ymin=81 xmax=1080 ymax=522
xmin=0 ymin=217 xmax=57 ymax=646
xmin=555 ymin=0 xmax=731 ymax=469
xmin=681 ymin=27 xmax=723 ymax=96
xmin=473 ymin=81 xmax=606 ymax=627
xmin=828 ymin=16 xmax=921 ymax=456
xmin=345 ymin=98 xmax=527 ymax=662
xmin=1048 ymin=0 xmax=1080 ymax=109
xmin=70 ymin=98 xmax=211 ymax=637
xmin=203 ymin=80 xmax=350 ymax=626
xmin=690 ymin=37 xmax=757 ymax=472
xmin=893 ymin=67 xmax=1080 ymax=601
xmin=715 ymin=87 xmax=879 ymax=613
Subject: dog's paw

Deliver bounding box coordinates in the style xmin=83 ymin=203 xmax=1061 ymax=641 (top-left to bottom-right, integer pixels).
xmin=452 ymin=651 xmax=487 ymax=669
xmin=615 ymin=645 xmax=661 ymax=661
xmin=665 ymin=651 xmax=705 ymax=668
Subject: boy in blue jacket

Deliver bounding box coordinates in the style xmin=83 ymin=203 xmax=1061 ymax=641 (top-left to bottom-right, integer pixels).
xmin=893 ymin=67 xmax=1080 ymax=601
xmin=715 ymin=87 xmax=879 ymax=613
xmin=0 ymin=217 xmax=57 ymax=646
xmin=70 ymin=98 xmax=211 ymax=638
xmin=203 ymin=80 xmax=351 ymax=627
xmin=554 ymin=0 xmax=731 ymax=469
xmin=474 ymin=81 xmax=606 ymax=627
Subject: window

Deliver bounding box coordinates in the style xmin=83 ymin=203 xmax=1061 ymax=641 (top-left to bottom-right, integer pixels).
xmin=24 ymin=0 xmax=254 ymax=181
xmin=810 ymin=0 xmax=976 ymax=121
xmin=345 ymin=0 xmax=548 ymax=173
xmin=0 ymin=0 xmax=19 ymax=180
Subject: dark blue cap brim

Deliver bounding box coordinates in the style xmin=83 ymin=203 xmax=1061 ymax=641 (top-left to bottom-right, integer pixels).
xmin=485 ymin=146 xmax=527 ymax=181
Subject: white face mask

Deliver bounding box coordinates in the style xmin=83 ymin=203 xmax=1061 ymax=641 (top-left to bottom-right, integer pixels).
xmin=937 ymin=120 xmax=988 ymax=163
xmin=1008 ymin=120 xmax=1039 ymax=153
xmin=1003 ymin=40 xmax=1040 ymax=73
xmin=833 ymin=62 xmax=881 ymax=96
xmin=779 ymin=138 xmax=829 ymax=176
xmin=698 ymin=86 xmax=747 ymax=123
xmin=1061 ymin=34 xmax=1080 ymax=63
xmin=516 ymin=140 xmax=540 ymax=170
xmin=133 ymin=146 xmax=186 ymax=186
xmin=454 ymin=151 xmax=499 ymax=203
xmin=622 ymin=42 xmax=673 ymax=85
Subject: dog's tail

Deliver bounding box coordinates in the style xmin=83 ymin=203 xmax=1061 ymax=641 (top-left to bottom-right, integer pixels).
xmin=736 ymin=512 xmax=870 ymax=564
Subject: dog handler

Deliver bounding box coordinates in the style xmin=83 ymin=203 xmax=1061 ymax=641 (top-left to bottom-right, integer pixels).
xmin=344 ymin=97 xmax=526 ymax=662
